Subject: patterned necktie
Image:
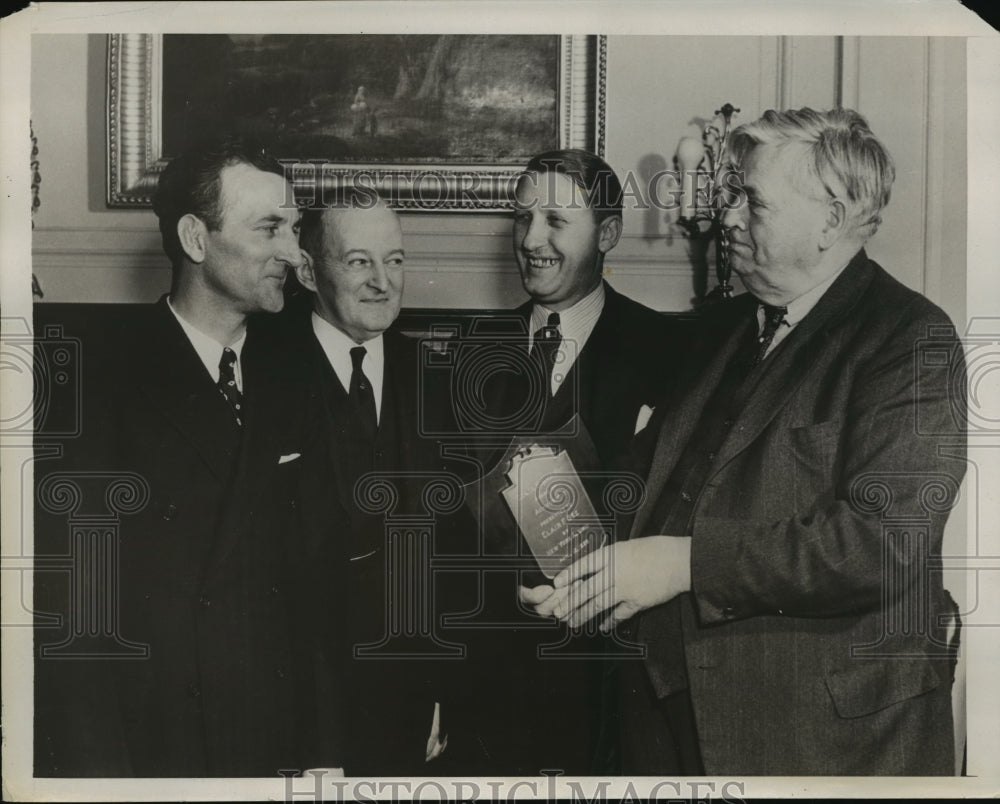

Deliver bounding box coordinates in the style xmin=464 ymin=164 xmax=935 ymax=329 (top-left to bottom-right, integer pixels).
xmin=531 ymin=312 xmax=562 ymax=397
xmin=350 ymin=345 xmax=378 ymax=438
xmin=217 ymin=347 xmax=243 ymax=426
xmin=752 ymin=304 xmax=788 ymax=367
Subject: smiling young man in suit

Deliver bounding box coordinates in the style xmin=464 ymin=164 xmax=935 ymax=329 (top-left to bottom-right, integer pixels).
xmin=34 ymin=136 xmax=313 ymax=777
xmin=524 ymin=109 xmax=967 ymax=775
xmin=449 ymin=149 xmax=683 ymax=776
xmin=508 ymin=148 xmax=679 ymax=466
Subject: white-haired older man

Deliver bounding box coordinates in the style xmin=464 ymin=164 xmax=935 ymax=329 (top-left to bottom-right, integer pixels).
xmin=524 ymin=108 xmax=966 ymax=775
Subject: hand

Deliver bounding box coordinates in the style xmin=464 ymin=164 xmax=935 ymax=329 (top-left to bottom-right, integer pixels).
xmin=519 ymin=582 xmax=557 ymax=610
xmin=520 ymin=536 xmax=692 ymax=631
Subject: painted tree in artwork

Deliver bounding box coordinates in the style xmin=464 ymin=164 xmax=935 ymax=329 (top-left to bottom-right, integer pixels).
xmin=414 ymin=36 xmax=457 ymax=101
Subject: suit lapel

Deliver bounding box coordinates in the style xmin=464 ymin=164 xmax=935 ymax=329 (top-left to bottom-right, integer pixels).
xmin=713 ymin=253 xmax=874 ymax=470
xmin=137 ymin=299 xmax=240 ymax=485
xmin=561 ymin=284 xmax=615 ymax=420
xmin=202 ymin=325 xmax=277 ymax=578
xmin=381 ymin=330 xmax=418 ymax=473
xmin=628 ymin=296 xmax=755 ymax=540
xmin=312 ymin=335 xmax=358 ymax=516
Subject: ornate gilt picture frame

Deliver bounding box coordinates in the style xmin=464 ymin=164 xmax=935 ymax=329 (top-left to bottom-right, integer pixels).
xmin=106 ymin=33 xmax=606 ymax=210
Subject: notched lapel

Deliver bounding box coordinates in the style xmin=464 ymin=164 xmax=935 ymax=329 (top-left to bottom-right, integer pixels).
xmin=138 ymin=306 xmax=242 ymax=485
xmin=629 ymin=306 xmax=753 ymax=540
xmin=713 ymin=253 xmax=874 ymax=471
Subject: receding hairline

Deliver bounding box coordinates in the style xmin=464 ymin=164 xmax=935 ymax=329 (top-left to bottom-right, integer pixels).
xmin=316 ymin=201 xmax=401 ymax=262
xmin=213 ymin=160 xmax=293 ymax=226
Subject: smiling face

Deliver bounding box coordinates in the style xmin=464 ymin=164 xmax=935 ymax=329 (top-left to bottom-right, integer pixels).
xmin=301 ymin=205 xmax=404 ymax=343
xmin=512 ymin=171 xmax=621 ymax=311
xmin=721 ymin=143 xmax=836 ymax=304
xmin=199 ymin=162 xmax=301 ymax=314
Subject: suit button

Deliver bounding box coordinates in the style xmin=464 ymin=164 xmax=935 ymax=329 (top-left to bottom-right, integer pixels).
xmin=162 ymin=503 xmax=177 ymax=521
xmin=681 ymin=492 xmax=693 ymax=503
xmin=188 ymin=684 xmax=201 ymax=698
xmin=707 ymin=452 xmax=716 ymax=461
xmin=275 ymin=668 xmax=287 ymax=680
xmin=289 ymin=498 xmax=297 ymax=510
xmin=722 ymin=606 xmax=735 ymax=618
xmin=199 ymin=596 xmax=211 ymax=609
xmin=270 ymin=584 xmax=280 ymax=596
xmin=722 ymin=419 xmax=732 ymax=428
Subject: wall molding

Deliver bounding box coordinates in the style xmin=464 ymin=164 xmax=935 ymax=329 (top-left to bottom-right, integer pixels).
xmin=923 ymin=37 xmax=945 ymax=305
xmin=777 ymin=36 xmax=793 ymax=109
xmin=32 ymin=249 xmax=699 ymax=277
xmin=33 ymin=225 xmax=699 ymax=276
xmin=837 ymin=37 xmax=861 ymax=109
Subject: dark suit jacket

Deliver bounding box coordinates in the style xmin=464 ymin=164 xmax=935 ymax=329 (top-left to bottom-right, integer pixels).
xmin=627 ymin=251 xmax=965 ymax=775
xmin=34 ymin=298 xmax=314 ymax=777
xmin=449 ymin=282 xmax=684 ymax=775
xmin=282 ymin=309 xmax=466 ymax=776
xmin=512 ymin=281 xmax=680 ymax=466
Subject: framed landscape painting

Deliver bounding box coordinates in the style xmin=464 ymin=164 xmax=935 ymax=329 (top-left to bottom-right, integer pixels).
xmin=107 ymin=33 xmax=606 ymax=210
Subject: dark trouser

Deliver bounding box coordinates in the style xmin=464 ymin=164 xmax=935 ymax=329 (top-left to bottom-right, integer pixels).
xmin=616 ymin=658 xmax=705 ymax=775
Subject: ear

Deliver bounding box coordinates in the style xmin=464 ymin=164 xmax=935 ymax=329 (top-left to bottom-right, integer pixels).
xmin=295 ymin=249 xmax=318 ymax=292
xmin=818 ymin=198 xmax=848 ymax=251
xmin=177 ymin=214 xmax=208 ymax=264
xmin=597 ymin=215 xmax=623 ymax=254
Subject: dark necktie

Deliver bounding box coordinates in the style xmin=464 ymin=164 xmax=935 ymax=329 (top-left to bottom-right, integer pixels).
xmin=531 ymin=312 xmax=562 ymax=397
xmin=350 ymin=345 xmax=378 ymax=439
xmin=752 ymin=303 xmax=788 ymax=367
xmin=217 ymin=346 xmax=243 ymax=426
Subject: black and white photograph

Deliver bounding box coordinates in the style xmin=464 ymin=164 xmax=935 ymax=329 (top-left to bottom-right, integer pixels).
xmin=2 ymin=1 xmax=999 ymax=800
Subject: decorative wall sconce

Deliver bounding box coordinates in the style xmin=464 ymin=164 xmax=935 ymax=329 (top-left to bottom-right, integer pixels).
xmin=31 ymin=120 xmax=44 ymax=299
xmin=675 ymin=102 xmax=740 ymax=302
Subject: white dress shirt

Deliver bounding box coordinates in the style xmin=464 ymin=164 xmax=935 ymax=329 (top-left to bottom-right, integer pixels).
xmin=528 ymin=282 xmax=606 ymax=395
xmin=757 ymin=264 xmax=848 ymax=360
xmin=311 ymin=312 xmax=385 ymax=423
xmin=167 ymin=296 xmax=246 ymax=391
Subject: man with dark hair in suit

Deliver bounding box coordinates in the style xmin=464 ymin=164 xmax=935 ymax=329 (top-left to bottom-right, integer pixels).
xmin=454 ymin=149 xmax=680 ymax=775
xmin=289 ymin=195 xmax=451 ymax=776
xmin=508 ymin=148 xmax=676 ymax=465
xmin=34 ymin=136 xmax=312 ymax=776
xmin=524 ymin=109 xmax=966 ymax=775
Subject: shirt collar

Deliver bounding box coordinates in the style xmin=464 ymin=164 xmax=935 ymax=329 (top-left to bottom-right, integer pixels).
xmin=167 ymin=296 xmax=246 ymax=383
xmin=779 ymin=264 xmax=849 ymax=327
xmin=529 ymin=281 xmax=606 ymax=345
xmin=310 ymin=311 xmax=385 ymax=389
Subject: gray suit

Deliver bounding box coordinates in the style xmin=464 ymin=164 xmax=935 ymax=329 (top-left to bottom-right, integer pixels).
xmin=627 ymin=251 xmax=965 ymax=774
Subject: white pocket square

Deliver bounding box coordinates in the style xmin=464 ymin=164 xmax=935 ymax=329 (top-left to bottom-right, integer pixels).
xmin=278 ymin=453 xmax=301 ymax=464
xmin=634 ymin=404 xmax=655 ymax=435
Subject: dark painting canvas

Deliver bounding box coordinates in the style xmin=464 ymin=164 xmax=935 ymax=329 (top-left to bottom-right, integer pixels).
xmin=161 ymin=34 xmax=560 ymax=163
